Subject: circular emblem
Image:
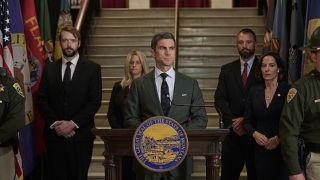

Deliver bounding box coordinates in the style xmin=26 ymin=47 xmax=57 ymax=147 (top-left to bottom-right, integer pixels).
xmin=133 ymin=116 xmax=189 ymax=172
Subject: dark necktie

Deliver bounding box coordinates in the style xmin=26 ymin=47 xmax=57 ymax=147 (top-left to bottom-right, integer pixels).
xmin=242 ymin=63 xmax=248 ymax=86
xmin=63 ymin=61 xmax=72 ymax=84
xmin=160 ymin=73 xmax=171 ymax=116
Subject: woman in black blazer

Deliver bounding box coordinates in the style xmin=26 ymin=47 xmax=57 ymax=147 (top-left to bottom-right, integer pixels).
xmin=107 ymin=50 xmax=149 ymax=179
xmin=244 ymin=52 xmax=289 ymax=180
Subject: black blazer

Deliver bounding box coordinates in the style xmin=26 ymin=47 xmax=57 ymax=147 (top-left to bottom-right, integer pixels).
xmin=37 ymin=58 xmax=102 ymax=141
xmin=243 ymin=82 xmax=290 ymax=138
xmin=107 ymin=81 xmax=129 ymax=128
xmin=214 ymin=57 xmax=260 ymax=128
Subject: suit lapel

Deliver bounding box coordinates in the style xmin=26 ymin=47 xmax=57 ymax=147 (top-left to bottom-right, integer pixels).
xmin=246 ymin=57 xmax=259 ymax=90
xmin=233 ymin=60 xmax=244 ymax=90
xmin=170 ymin=71 xmax=182 ymax=116
xmin=71 ymin=58 xmax=83 ymax=83
xmin=145 ymin=71 xmax=163 ymax=113
xmin=53 ymin=59 xmax=63 ymax=87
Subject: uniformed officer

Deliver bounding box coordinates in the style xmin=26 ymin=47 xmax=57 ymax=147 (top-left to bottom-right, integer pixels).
xmin=0 ymin=67 xmax=25 ymax=180
xmin=280 ymin=26 xmax=320 ymax=180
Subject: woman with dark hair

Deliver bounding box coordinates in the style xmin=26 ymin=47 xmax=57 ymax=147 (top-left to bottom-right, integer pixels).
xmin=244 ymin=52 xmax=289 ymax=179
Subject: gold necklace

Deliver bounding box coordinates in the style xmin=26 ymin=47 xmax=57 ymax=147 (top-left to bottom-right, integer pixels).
xmin=265 ymin=83 xmax=278 ymax=101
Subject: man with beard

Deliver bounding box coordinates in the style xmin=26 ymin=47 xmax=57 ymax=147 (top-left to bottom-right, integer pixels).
xmin=214 ymin=28 xmax=259 ymax=180
xmin=37 ymin=25 xmax=102 ymax=180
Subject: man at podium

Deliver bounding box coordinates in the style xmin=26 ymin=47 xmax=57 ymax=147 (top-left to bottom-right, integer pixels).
xmin=124 ymin=32 xmax=208 ymax=180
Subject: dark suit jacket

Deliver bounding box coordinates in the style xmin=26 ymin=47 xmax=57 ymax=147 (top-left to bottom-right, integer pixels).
xmin=107 ymin=81 xmax=129 ymax=128
xmin=37 ymin=58 xmax=102 ymax=141
xmin=243 ymin=82 xmax=290 ymax=138
xmin=214 ymin=57 xmax=260 ymax=128
xmin=124 ymin=70 xmax=208 ymax=129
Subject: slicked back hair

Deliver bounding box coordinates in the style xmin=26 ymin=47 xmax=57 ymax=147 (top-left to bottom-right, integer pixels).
xmin=151 ymin=32 xmax=176 ymax=50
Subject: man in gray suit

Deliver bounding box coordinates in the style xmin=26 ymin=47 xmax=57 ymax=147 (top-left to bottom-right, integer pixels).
xmin=124 ymin=32 xmax=208 ymax=180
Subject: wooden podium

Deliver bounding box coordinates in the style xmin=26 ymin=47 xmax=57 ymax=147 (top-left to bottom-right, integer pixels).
xmin=92 ymin=128 xmax=229 ymax=180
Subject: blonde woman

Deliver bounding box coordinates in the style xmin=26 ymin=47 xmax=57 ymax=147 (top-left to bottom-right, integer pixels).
xmin=107 ymin=50 xmax=149 ymax=180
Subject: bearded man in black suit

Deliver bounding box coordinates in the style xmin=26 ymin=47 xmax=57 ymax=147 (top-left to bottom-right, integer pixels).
xmin=214 ymin=28 xmax=260 ymax=180
xmin=37 ymin=25 xmax=102 ymax=180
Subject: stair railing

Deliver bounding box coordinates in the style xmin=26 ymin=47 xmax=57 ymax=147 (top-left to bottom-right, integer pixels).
xmin=74 ymin=0 xmax=100 ymax=55
xmin=174 ymin=0 xmax=180 ymax=69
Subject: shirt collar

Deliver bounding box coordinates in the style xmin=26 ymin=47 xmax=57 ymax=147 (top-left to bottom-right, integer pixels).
xmin=240 ymin=55 xmax=255 ymax=69
xmin=62 ymin=53 xmax=79 ymax=65
xmin=155 ymin=67 xmax=175 ymax=79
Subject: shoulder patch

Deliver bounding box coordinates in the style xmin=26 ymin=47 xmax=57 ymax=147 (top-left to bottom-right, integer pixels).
xmin=13 ymin=83 xmax=24 ymax=98
xmin=287 ymin=88 xmax=297 ymax=103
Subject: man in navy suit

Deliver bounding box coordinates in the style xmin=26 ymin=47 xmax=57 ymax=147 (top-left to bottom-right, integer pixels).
xmin=214 ymin=28 xmax=259 ymax=180
xmin=37 ymin=25 xmax=102 ymax=180
xmin=124 ymin=32 xmax=208 ymax=180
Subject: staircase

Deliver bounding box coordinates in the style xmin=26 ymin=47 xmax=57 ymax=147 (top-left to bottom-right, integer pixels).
xmin=85 ymin=8 xmax=264 ymax=180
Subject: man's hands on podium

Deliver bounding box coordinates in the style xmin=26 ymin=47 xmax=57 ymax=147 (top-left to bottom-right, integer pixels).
xmin=52 ymin=120 xmax=76 ymax=138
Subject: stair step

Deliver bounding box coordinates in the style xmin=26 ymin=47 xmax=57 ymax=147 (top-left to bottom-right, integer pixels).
xmin=86 ymin=44 xmax=263 ymax=56
xmin=92 ymin=25 xmax=264 ymax=36
xmin=93 ymin=16 xmax=264 ymax=26
xmin=100 ymin=8 xmax=259 ymax=17
xmin=88 ymin=172 xmax=104 ymax=180
xmin=89 ymin=34 xmax=264 ymax=45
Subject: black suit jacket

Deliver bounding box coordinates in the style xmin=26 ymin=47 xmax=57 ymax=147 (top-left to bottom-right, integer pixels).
xmin=214 ymin=57 xmax=260 ymax=128
xmin=124 ymin=70 xmax=208 ymax=129
xmin=243 ymin=82 xmax=290 ymax=137
xmin=37 ymin=58 xmax=102 ymax=141
xmin=107 ymin=81 xmax=129 ymax=128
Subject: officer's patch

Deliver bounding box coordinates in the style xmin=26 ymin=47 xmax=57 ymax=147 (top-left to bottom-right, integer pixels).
xmin=13 ymin=83 xmax=24 ymax=97
xmin=133 ymin=116 xmax=188 ymax=172
xmin=287 ymin=88 xmax=297 ymax=103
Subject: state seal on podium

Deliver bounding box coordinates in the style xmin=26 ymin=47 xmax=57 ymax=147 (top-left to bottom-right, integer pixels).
xmin=133 ymin=116 xmax=189 ymax=172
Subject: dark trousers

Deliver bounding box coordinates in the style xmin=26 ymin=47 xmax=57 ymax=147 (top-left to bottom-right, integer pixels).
xmin=255 ymin=146 xmax=288 ymax=180
xmin=45 ymin=140 xmax=93 ymax=180
xmin=221 ymin=130 xmax=257 ymax=180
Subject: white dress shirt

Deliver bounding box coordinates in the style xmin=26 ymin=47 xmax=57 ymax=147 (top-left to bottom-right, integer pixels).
xmin=240 ymin=55 xmax=255 ymax=76
xmin=61 ymin=53 xmax=79 ymax=81
xmin=155 ymin=67 xmax=175 ymax=103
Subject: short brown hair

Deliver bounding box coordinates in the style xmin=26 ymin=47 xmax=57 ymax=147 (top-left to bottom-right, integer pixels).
xmin=237 ymin=28 xmax=257 ymax=42
xmin=151 ymin=32 xmax=175 ymax=50
xmin=59 ymin=25 xmax=81 ymax=42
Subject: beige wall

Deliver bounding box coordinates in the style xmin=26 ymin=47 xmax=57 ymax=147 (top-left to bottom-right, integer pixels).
xmin=128 ymin=0 xmax=233 ymax=9
xmin=129 ymin=0 xmax=149 ymax=9
xmin=211 ymin=0 xmax=233 ymax=8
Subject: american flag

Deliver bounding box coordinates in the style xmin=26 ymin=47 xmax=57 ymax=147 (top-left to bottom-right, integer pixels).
xmin=0 ymin=0 xmax=14 ymax=76
xmin=1 ymin=1 xmax=24 ymax=179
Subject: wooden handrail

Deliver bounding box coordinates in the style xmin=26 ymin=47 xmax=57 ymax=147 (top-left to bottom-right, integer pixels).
xmin=75 ymin=0 xmax=89 ymax=30
xmin=174 ymin=0 xmax=180 ymax=69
